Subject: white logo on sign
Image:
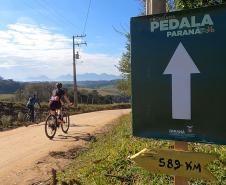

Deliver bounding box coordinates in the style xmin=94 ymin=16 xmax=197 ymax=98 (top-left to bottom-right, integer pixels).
xmin=163 ymin=42 xmax=200 ymax=120
xmin=150 ymin=14 xmax=215 ymax=38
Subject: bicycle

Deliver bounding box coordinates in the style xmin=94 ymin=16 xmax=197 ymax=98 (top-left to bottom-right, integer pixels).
xmin=45 ymin=106 xmax=70 ymax=139
xmin=24 ymin=108 xmax=41 ymax=126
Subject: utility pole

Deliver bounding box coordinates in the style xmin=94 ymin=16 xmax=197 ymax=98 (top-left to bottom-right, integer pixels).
xmin=72 ymin=35 xmax=87 ymax=107
xmin=146 ymin=0 xmax=187 ymax=185
xmin=146 ymin=0 xmax=166 ymax=15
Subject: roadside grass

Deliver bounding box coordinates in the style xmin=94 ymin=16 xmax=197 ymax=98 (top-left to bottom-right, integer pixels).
xmin=75 ymin=103 xmax=131 ymax=114
xmin=37 ymin=103 xmax=131 ymax=119
xmin=56 ymin=114 xmax=225 ymax=185
xmin=0 ymin=102 xmax=131 ymax=130
xmin=0 ymin=93 xmax=15 ymax=101
xmin=40 ymin=103 xmax=131 ymax=117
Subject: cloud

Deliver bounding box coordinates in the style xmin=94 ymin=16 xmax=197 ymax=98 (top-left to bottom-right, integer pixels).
xmin=0 ymin=22 xmax=120 ymax=80
xmin=77 ymin=52 xmax=120 ymax=74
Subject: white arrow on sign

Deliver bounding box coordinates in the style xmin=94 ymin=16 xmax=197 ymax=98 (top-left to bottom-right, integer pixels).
xmin=163 ymin=42 xmax=200 ymax=120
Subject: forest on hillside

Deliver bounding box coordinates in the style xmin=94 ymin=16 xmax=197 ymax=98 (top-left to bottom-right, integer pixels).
xmin=0 ymin=76 xmax=24 ymax=93
xmin=15 ymin=83 xmax=129 ymax=104
xmin=0 ymin=77 xmax=130 ymax=104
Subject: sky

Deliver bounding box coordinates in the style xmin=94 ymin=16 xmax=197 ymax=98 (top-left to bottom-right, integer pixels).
xmin=0 ymin=0 xmax=143 ymax=81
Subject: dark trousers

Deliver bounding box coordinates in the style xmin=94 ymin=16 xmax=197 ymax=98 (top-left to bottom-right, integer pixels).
xmin=28 ymin=105 xmax=35 ymax=122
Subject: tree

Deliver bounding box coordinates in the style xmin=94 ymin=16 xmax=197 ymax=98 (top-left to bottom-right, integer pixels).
xmin=175 ymin=0 xmax=225 ymax=9
xmin=117 ymin=0 xmax=225 ymax=96
xmin=90 ymin=90 xmax=99 ymax=104
xmin=0 ymin=79 xmax=23 ymax=94
xmin=117 ymin=34 xmax=131 ymax=96
xmin=140 ymin=0 xmax=226 ymax=10
xmin=15 ymin=82 xmax=54 ymax=102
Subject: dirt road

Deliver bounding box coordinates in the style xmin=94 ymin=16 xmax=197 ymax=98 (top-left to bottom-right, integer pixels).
xmin=0 ymin=109 xmax=131 ymax=185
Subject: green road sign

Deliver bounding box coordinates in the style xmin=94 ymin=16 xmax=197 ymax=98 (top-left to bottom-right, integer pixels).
xmin=131 ymin=4 xmax=226 ymax=145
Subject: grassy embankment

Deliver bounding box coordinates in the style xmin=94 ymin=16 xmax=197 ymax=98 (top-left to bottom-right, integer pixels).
xmin=0 ymin=93 xmax=14 ymax=101
xmin=0 ymin=101 xmax=131 ymax=130
xmin=57 ymin=114 xmax=226 ymax=185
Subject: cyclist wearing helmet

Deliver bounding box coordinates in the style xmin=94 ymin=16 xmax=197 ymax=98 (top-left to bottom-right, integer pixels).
xmin=49 ymin=83 xmax=73 ymax=119
xmin=26 ymin=94 xmax=41 ymax=122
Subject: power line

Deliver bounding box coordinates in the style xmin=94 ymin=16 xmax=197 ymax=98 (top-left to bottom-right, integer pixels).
xmin=22 ymin=0 xmax=91 ymax=36
xmin=35 ymin=0 xmax=77 ymax=32
xmin=39 ymin=0 xmax=79 ymax=32
xmin=21 ymin=0 xmax=74 ymax=35
xmin=82 ymin=0 xmax=92 ymax=35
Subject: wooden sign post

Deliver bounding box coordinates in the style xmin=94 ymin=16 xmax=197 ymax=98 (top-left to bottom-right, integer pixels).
xmin=174 ymin=141 xmax=188 ymax=185
xmin=146 ymin=0 xmax=190 ymax=183
xmin=130 ymin=147 xmax=218 ymax=181
xmin=146 ymin=0 xmax=189 ymax=184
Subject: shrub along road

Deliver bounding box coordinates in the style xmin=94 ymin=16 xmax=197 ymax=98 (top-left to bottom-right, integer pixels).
xmin=0 ymin=109 xmax=131 ymax=185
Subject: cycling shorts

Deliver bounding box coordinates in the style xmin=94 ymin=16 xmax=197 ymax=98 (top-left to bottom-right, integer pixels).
xmin=49 ymin=101 xmax=61 ymax=111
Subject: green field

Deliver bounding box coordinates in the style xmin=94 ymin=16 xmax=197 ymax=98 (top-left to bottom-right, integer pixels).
xmin=57 ymin=114 xmax=226 ymax=185
xmin=79 ymin=87 xmax=120 ymax=96
xmin=0 ymin=94 xmax=15 ymax=101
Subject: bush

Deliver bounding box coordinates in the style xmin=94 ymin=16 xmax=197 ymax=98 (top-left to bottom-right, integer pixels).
xmin=0 ymin=115 xmax=13 ymax=128
xmin=17 ymin=112 xmax=24 ymax=122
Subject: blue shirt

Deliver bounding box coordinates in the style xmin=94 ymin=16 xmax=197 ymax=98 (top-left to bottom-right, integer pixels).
xmin=26 ymin=97 xmax=39 ymax=107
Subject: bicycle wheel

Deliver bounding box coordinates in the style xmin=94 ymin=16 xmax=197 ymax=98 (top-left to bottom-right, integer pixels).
xmin=45 ymin=115 xmax=57 ymax=139
xmin=61 ymin=113 xmax=70 ymax=133
xmin=23 ymin=113 xmax=30 ymax=127
xmin=34 ymin=112 xmax=41 ymax=124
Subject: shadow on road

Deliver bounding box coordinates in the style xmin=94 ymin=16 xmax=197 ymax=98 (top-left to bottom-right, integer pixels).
xmin=52 ymin=132 xmax=97 ymax=143
xmin=70 ymin=123 xmax=95 ymax=127
xmin=49 ymin=145 xmax=88 ymax=160
xmin=25 ymin=122 xmax=45 ymax=127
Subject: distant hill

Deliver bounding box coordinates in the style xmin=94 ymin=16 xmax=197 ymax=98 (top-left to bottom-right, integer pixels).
xmin=78 ymin=80 xmax=118 ymax=89
xmin=57 ymin=73 xmax=121 ymax=81
xmin=0 ymin=75 xmax=120 ymax=95
xmin=55 ymin=74 xmax=72 ymax=81
xmin=78 ymin=73 xmax=120 ymax=81
xmin=61 ymin=80 xmax=120 ymax=96
xmin=0 ymin=78 xmax=24 ymax=94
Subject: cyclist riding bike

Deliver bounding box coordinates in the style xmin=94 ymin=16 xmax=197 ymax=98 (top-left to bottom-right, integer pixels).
xmin=26 ymin=94 xmax=41 ymax=122
xmin=49 ymin=83 xmax=73 ymax=124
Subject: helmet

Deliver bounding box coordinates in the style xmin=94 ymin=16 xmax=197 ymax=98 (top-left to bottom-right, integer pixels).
xmin=56 ymin=82 xmax=62 ymax=89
